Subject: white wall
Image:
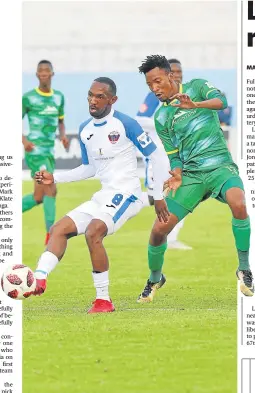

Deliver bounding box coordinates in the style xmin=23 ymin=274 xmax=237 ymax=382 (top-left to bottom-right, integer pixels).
xmin=22 ymin=1 xmax=237 ymax=72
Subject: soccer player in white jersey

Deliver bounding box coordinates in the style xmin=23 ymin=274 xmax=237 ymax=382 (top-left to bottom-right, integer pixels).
xmin=136 ymin=59 xmax=192 ymax=250
xmin=32 ymin=77 xmax=170 ymax=314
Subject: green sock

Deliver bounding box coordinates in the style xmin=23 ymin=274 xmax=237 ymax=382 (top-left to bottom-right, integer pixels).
xmin=43 ymin=196 xmax=56 ymax=233
xmin=22 ymin=194 xmax=39 ymax=212
xmin=232 ymin=217 xmax=250 ymax=271
xmin=148 ymin=243 xmax=167 ymax=283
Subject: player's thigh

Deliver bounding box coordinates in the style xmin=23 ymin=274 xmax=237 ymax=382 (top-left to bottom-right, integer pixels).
xmin=219 ymin=177 xmax=247 ymax=218
xmin=150 ymin=213 xmax=179 ymax=239
xmin=93 ymin=190 xmax=144 ymax=235
xmin=165 ymin=176 xmax=205 ymax=221
xmin=207 ymin=164 xmax=243 ymax=202
xmin=50 ymin=215 xmax=79 ymax=238
xmin=66 ymin=200 xmax=98 ymax=235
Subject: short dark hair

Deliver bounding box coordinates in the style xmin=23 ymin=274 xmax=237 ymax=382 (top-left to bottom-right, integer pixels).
xmin=138 ymin=55 xmax=170 ymax=74
xmin=37 ymin=60 xmax=53 ymax=70
xmin=94 ymin=77 xmax=117 ymax=95
xmin=168 ymin=58 xmax=181 ymax=65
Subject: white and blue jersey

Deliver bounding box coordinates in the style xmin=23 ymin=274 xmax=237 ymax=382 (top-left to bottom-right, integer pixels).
xmin=78 ymin=108 xmax=158 ymax=197
xmin=54 ymin=108 xmax=166 ymax=235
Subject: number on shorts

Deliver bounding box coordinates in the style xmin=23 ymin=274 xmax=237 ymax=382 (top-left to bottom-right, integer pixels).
xmin=111 ymin=194 xmax=123 ymax=206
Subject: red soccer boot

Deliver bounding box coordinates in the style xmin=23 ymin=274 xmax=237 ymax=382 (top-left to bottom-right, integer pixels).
xmin=87 ymin=299 xmax=115 ymax=314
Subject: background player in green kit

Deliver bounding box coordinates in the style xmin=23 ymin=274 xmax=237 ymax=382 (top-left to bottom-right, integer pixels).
xmin=22 ymin=60 xmax=69 ymax=245
xmin=137 ymin=55 xmax=254 ymax=301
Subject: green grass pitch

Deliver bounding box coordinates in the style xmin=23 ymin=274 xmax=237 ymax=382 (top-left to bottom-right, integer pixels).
xmin=22 ymin=180 xmax=237 ymax=393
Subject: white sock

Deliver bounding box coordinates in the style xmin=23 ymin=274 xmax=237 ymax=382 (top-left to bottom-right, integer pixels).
xmin=35 ymin=251 xmax=59 ymax=279
xmin=92 ymin=271 xmax=110 ymax=301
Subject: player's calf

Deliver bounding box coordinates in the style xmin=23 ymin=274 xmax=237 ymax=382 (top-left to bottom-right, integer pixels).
xmin=32 ymin=218 xmax=77 ymax=298
xmin=85 ymin=220 xmax=114 ymax=312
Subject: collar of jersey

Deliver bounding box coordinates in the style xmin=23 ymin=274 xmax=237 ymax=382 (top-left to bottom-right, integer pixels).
xmin=93 ymin=108 xmax=114 ymax=126
xmin=163 ymin=84 xmax=183 ymax=106
xmin=35 ymin=88 xmax=54 ymax=97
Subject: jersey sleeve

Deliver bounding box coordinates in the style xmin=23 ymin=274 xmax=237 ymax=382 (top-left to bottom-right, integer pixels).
xmin=59 ymin=94 xmax=65 ymax=120
xmin=154 ymin=117 xmax=183 ymax=170
xmin=136 ymin=92 xmax=159 ymax=118
xmin=124 ymin=118 xmax=157 ymax=157
xmin=193 ymin=79 xmax=228 ymax=109
xmin=22 ymin=95 xmax=29 ymax=119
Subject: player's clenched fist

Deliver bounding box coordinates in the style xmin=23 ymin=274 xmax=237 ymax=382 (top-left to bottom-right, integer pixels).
xmin=34 ymin=170 xmax=54 ymax=185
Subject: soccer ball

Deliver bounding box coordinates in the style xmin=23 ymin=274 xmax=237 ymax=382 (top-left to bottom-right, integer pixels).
xmin=1 ymin=264 xmax=36 ymax=299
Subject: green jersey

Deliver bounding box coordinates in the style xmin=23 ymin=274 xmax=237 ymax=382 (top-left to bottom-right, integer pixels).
xmin=154 ymin=79 xmax=234 ymax=172
xmin=22 ymin=88 xmax=65 ymax=157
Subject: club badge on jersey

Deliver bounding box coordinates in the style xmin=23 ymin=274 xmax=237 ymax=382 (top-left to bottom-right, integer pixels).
xmin=108 ymin=131 xmax=120 ymax=144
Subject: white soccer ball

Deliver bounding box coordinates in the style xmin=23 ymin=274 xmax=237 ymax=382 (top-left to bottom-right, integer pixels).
xmin=1 ymin=264 xmax=36 ymax=300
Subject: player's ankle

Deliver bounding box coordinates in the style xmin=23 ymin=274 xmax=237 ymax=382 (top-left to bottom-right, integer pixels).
xmin=96 ymin=296 xmax=111 ymax=301
xmin=35 ymin=270 xmax=48 ymax=279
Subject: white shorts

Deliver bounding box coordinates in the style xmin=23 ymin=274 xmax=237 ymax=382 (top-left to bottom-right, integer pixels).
xmin=66 ymin=189 xmax=143 ymax=236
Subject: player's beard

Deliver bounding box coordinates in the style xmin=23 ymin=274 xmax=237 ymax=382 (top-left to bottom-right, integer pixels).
xmin=90 ymin=105 xmax=111 ymax=119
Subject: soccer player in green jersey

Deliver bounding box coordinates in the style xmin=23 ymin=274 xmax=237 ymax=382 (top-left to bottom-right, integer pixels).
xmin=137 ymin=55 xmax=254 ymax=301
xmin=22 ymin=60 xmax=69 ymax=245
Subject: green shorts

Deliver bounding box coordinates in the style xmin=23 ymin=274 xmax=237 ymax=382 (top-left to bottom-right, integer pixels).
xmin=25 ymin=154 xmax=55 ymax=178
xmin=166 ymin=164 xmax=244 ymax=221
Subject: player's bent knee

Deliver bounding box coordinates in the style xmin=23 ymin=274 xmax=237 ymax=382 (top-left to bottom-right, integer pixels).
xmin=150 ymin=231 xmax=167 ymax=246
xmin=49 ymin=223 xmax=62 ymax=238
xmin=50 ymin=217 xmax=77 ymax=238
xmin=230 ymin=200 xmax=248 ymax=218
xmin=85 ymin=220 xmax=108 ymax=245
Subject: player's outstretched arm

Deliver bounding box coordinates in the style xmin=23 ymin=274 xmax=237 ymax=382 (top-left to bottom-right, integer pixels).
xmin=124 ymin=117 xmax=170 ymax=223
xmin=35 ymin=165 xmax=96 ymax=185
xmin=148 ymin=148 xmax=172 ymax=223
xmin=170 ymin=94 xmax=224 ymax=110
xmin=53 ymin=164 xmax=96 ymax=183
xmin=170 ymin=80 xmax=228 ymax=110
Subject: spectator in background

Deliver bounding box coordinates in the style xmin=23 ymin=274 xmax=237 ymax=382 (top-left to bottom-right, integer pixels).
xmin=136 ymin=59 xmax=192 ymax=250
xmin=22 ymin=60 xmax=69 ymax=245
